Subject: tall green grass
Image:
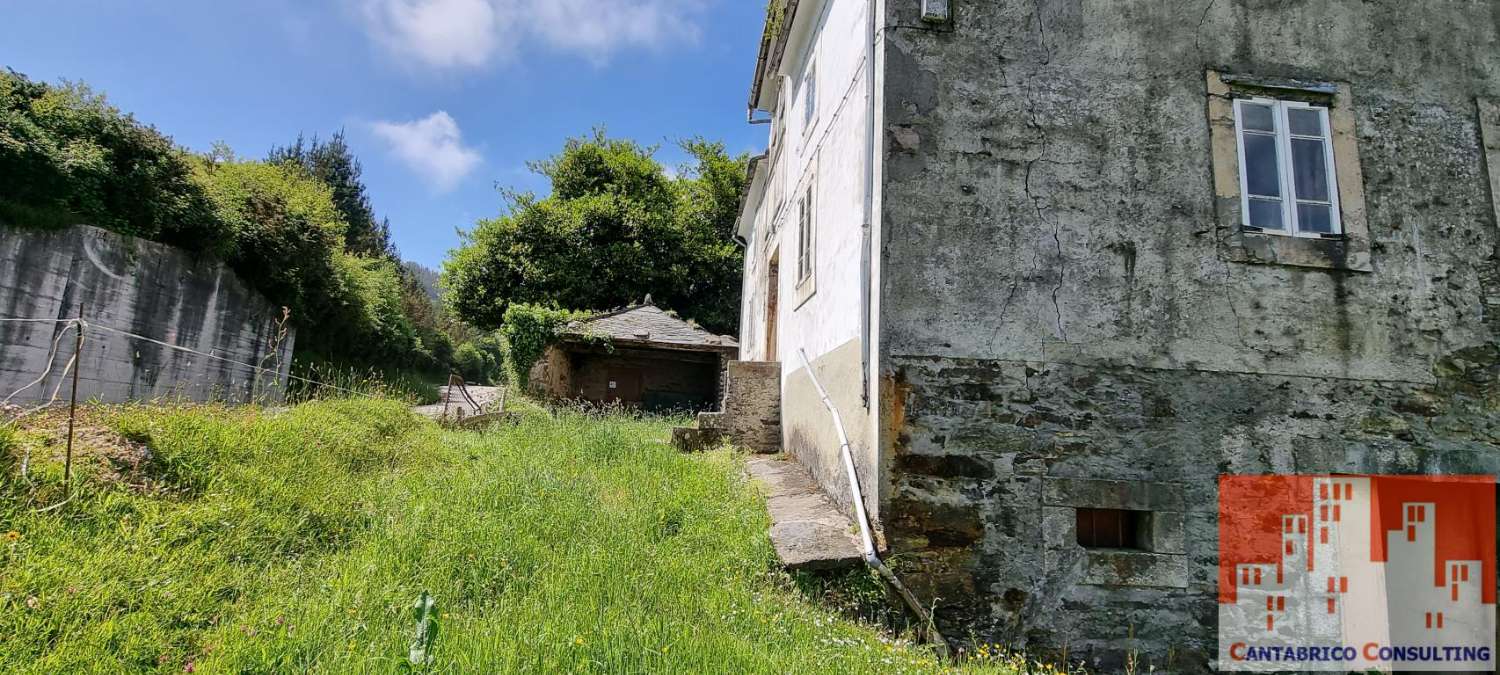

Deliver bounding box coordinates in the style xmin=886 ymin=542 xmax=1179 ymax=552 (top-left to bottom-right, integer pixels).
xmin=286 ymin=359 xmax=441 ymax=406
xmin=0 ymin=400 xmax=1023 ymax=673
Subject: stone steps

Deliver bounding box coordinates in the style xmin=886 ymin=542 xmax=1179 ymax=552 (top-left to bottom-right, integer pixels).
xmin=745 ymin=455 xmax=864 ymax=570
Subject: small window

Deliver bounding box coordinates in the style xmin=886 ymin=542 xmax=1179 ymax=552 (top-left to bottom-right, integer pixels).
xmin=802 ymin=63 xmax=817 ymax=134
xmin=1234 ymin=97 xmax=1342 ymax=237
xmin=1076 ymin=508 xmax=1144 ymax=549
xmin=796 ymin=184 xmax=814 ymax=283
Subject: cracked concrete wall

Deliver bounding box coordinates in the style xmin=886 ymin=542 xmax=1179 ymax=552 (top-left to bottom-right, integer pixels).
xmin=1 ymin=225 xmax=294 ymax=405
xmin=876 ymin=1 xmax=1500 ymax=671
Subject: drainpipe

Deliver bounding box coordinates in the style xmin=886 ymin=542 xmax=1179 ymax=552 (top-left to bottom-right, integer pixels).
xmin=798 ymin=348 xmax=950 ymax=657
xmin=859 ymin=0 xmax=877 ymax=408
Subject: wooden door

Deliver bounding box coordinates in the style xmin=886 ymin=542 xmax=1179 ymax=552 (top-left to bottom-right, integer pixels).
xmin=606 ymin=367 xmax=643 ymax=405
xmin=766 ymin=251 xmax=780 ymax=361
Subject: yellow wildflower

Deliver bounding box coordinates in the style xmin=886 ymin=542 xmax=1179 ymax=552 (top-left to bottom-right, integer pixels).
xmin=4 ymin=530 xmax=19 ymax=542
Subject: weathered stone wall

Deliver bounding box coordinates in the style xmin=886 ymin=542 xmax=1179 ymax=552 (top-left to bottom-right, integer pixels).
xmin=702 ymin=361 xmax=783 ymax=454
xmin=876 ymin=1 xmax=1500 ymax=671
xmin=0 ymin=225 xmax=294 ymax=405
xmin=526 ymin=345 xmax=573 ymax=400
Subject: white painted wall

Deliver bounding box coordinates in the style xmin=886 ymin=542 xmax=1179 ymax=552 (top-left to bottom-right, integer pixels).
xmin=735 ymin=0 xmax=884 ymax=522
xmin=738 ymin=0 xmax=872 ymax=368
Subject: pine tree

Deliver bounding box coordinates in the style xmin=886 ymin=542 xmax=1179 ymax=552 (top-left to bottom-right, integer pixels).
xmin=269 ymin=130 xmax=392 ymax=258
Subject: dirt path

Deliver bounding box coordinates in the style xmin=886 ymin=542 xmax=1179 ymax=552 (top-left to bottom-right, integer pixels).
xmin=412 ymin=385 xmax=505 ymax=419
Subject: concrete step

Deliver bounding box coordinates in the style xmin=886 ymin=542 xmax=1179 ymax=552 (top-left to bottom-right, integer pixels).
xmin=744 ymin=455 xmax=864 ymax=570
xmin=671 ymin=426 xmax=723 ymax=452
xmin=697 ymin=411 xmax=725 ymax=430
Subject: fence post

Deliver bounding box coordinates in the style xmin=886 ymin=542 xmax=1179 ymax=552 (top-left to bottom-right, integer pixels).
xmin=63 ymin=309 xmax=83 ymax=497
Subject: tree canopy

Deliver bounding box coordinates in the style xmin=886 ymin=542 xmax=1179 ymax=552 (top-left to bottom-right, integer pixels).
xmin=0 ymin=69 xmax=224 ymax=253
xmin=269 ymin=131 xmax=394 ymax=258
xmin=443 ymin=132 xmax=748 ymax=334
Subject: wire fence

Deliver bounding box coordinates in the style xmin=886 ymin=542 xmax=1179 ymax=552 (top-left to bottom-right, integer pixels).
xmin=0 ymin=312 xmax=395 ymax=493
xmin=0 ymin=315 xmax=359 ymax=414
xmin=2 ymin=310 xmax=515 ymax=489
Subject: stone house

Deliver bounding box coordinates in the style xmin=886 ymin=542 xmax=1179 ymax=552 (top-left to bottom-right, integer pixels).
xmin=729 ymin=0 xmax=1500 ymax=671
xmin=528 ymin=302 xmax=738 ymax=412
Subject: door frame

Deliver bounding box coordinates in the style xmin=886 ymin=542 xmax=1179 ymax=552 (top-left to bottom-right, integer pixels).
xmin=766 ymin=249 xmax=780 ymax=362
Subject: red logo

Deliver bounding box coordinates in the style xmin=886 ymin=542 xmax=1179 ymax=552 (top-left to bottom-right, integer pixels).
xmin=1218 ymin=475 xmax=1495 ymax=671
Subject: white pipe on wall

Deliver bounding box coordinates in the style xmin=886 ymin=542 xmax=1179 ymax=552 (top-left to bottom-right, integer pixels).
xmin=797 ymin=348 xmax=950 ymax=657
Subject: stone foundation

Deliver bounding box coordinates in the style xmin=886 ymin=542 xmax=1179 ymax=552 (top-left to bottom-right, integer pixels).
xmin=882 ymin=353 xmax=1500 ymax=673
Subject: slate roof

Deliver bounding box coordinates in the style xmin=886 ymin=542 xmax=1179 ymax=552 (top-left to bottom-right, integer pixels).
xmin=560 ymin=303 xmax=739 ymax=352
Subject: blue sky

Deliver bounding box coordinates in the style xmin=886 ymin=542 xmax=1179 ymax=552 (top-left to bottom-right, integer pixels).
xmin=1 ymin=0 xmax=768 ymax=268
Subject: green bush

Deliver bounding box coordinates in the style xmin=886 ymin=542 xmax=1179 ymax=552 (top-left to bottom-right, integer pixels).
xmin=191 ymin=154 xmax=346 ymax=319
xmin=0 ymin=69 xmax=227 ymax=252
xmin=452 ymin=343 xmax=487 ymax=383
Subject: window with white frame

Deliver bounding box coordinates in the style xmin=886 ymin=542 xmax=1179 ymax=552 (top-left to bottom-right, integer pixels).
xmin=796 ymin=183 xmax=814 ymax=283
xmin=1234 ymin=97 xmax=1342 ymax=237
xmin=768 ymin=146 xmax=785 ymax=232
xmin=802 ymin=62 xmax=817 ymax=134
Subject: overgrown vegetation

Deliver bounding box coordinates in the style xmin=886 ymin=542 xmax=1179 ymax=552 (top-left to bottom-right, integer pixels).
xmin=443 ymin=131 xmax=747 ymax=335
xmin=0 ymin=70 xmax=223 ymax=252
xmin=0 ymin=69 xmax=470 ymax=387
xmin=498 ymin=303 xmax=589 ymax=387
xmin=0 ymin=399 xmax=1036 ymax=673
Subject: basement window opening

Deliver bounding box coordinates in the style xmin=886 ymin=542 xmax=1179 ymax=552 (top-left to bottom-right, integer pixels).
xmin=1234 ymin=97 xmax=1342 ymax=238
xmin=1076 ymin=508 xmax=1146 ymax=550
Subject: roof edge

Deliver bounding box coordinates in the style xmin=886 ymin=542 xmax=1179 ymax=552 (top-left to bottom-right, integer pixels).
xmin=735 ymin=153 xmax=768 ymax=240
xmin=748 ymin=0 xmax=801 ymax=113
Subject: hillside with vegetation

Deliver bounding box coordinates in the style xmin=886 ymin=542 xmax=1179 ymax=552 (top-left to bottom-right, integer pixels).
xmin=0 ymin=69 xmax=480 ymax=398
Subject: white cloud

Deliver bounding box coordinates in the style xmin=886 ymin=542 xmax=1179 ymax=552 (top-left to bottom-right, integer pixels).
xmin=360 ymin=0 xmax=504 ymax=69
xmin=358 ymin=0 xmax=705 ymax=71
xmin=370 ymin=111 xmax=482 ymax=192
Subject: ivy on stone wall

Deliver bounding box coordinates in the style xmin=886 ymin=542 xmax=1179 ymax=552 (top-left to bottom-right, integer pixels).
xmin=500 ymin=304 xmax=588 ymax=388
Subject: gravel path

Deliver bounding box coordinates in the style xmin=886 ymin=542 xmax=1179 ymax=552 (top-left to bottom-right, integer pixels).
xmin=412 ymin=385 xmax=505 ymax=419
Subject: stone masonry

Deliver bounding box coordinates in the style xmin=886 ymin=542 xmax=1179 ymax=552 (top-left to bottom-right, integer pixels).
xmin=678 ymin=361 xmax=782 ymax=453
xmin=873 ymin=1 xmax=1500 ymax=672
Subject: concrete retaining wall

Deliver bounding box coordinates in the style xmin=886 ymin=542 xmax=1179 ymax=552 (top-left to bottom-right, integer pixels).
xmin=0 ymin=224 xmax=295 ymax=405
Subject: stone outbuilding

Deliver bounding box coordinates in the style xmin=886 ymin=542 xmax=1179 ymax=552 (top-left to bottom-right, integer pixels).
xmin=528 ymin=303 xmax=738 ymax=412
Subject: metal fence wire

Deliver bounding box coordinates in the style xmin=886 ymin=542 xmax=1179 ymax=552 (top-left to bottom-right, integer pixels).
xmin=0 ymin=314 xmax=364 ymax=494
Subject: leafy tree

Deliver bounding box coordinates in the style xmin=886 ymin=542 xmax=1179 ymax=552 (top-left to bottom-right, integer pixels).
xmin=190 ymin=154 xmax=347 ymax=320
xmin=269 ymin=131 xmax=393 ymax=258
xmin=443 ymin=131 xmax=748 ymax=334
xmin=0 ymin=69 xmax=225 ymax=252
xmin=327 ymin=254 xmax=423 ymax=366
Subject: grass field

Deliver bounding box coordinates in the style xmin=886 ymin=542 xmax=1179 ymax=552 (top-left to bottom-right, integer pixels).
xmin=0 ymin=398 xmax=1041 ymax=673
